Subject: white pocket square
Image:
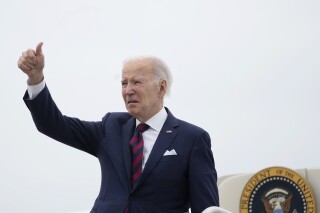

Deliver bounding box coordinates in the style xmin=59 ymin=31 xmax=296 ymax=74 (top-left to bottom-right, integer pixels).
xmin=163 ymin=149 xmax=177 ymax=156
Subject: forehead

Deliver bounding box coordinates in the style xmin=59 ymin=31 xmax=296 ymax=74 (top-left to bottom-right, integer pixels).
xmin=122 ymin=58 xmax=154 ymax=77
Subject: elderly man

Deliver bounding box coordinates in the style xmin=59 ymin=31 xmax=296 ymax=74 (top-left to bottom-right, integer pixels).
xmin=18 ymin=42 xmax=219 ymax=213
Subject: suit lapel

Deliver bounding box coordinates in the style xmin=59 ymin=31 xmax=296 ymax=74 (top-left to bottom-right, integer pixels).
xmin=137 ymin=111 xmax=179 ymax=188
xmin=102 ymin=116 xmax=135 ymax=192
xmin=121 ymin=118 xmax=136 ymax=189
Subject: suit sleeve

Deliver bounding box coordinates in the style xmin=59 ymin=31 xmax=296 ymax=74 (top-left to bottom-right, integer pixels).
xmin=23 ymin=85 xmax=103 ymax=156
xmin=188 ymin=131 xmax=219 ymax=213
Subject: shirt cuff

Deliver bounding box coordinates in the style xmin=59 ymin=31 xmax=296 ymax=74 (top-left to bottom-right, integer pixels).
xmin=27 ymin=80 xmax=46 ymax=100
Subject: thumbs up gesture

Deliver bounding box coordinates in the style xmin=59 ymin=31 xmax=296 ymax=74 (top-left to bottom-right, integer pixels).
xmin=18 ymin=42 xmax=45 ymax=85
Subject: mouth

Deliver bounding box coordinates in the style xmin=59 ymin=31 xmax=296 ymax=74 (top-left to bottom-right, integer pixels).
xmin=127 ymin=100 xmax=139 ymax=105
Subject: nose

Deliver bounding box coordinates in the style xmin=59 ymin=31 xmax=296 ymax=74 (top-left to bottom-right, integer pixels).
xmin=124 ymin=83 xmax=134 ymax=95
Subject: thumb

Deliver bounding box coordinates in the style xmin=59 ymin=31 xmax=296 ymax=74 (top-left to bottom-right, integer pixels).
xmin=35 ymin=42 xmax=43 ymax=55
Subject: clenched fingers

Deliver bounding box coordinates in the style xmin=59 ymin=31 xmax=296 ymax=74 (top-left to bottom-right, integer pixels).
xmin=18 ymin=49 xmax=36 ymax=71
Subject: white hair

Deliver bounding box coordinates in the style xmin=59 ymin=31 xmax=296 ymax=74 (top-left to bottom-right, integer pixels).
xmin=152 ymin=57 xmax=172 ymax=96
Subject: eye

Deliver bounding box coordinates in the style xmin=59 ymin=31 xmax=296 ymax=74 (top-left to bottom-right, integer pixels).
xmin=121 ymin=81 xmax=128 ymax=87
xmin=133 ymin=80 xmax=142 ymax=85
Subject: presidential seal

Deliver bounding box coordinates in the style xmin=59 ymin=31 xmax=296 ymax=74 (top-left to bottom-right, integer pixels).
xmin=240 ymin=166 xmax=317 ymax=213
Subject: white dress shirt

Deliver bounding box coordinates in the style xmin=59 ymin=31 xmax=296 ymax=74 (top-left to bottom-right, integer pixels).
xmin=136 ymin=108 xmax=167 ymax=169
xmin=27 ymin=80 xmax=168 ymax=169
xmin=27 ymin=79 xmax=46 ymax=100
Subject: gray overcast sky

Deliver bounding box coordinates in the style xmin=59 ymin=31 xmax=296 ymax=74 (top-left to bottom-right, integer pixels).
xmin=1 ymin=0 xmax=320 ymax=212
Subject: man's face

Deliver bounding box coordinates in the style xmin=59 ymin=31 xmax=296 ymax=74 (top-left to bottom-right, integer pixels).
xmin=121 ymin=59 xmax=166 ymax=122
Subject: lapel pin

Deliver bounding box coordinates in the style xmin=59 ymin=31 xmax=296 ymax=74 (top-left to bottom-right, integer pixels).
xmin=166 ymin=130 xmax=173 ymax=133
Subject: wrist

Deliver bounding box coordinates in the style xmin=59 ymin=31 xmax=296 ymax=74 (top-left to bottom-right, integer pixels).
xmin=27 ymin=72 xmax=44 ymax=85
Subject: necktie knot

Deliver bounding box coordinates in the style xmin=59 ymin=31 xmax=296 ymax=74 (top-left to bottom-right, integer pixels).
xmin=136 ymin=123 xmax=149 ymax=133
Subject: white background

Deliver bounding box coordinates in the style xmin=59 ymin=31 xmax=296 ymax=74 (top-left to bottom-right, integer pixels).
xmin=1 ymin=0 xmax=320 ymax=212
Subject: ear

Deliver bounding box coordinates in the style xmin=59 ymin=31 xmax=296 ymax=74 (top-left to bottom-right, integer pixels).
xmin=158 ymin=80 xmax=167 ymax=98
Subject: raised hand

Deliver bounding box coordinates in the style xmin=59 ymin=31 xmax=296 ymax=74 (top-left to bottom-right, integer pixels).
xmin=18 ymin=42 xmax=45 ymax=85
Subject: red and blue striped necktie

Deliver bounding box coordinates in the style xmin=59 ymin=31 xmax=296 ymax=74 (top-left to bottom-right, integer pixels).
xmin=129 ymin=123 xmax=149 ymax=189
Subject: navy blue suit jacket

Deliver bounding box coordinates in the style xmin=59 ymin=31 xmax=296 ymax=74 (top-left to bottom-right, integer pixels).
xmin=24 ymin=85 xmax=219 ymax=213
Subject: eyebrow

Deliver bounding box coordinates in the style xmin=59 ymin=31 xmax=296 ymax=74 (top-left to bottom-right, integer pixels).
xmin=121 ymin=76 xmax=146 ymax=83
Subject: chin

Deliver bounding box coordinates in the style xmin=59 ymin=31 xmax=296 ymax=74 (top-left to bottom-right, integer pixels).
xmin=127 ymin=108 xmax=137 ymax=117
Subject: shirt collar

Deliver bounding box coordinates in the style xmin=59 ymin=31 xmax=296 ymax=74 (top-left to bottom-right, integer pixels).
xmin=136 ymin=107 xmax=168 ymax=132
